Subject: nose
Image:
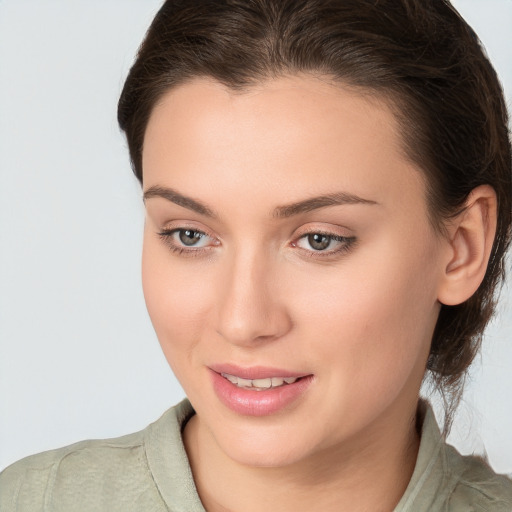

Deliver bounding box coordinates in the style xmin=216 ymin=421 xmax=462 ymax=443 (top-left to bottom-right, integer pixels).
xmin=215 ymin=248 xmax=292 ymax=347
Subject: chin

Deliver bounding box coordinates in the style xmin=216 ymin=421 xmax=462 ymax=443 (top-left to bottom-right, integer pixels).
xmin=212 ymin=422 xmax=317 ymax=468
xmin=226 ymin=445 xmax=307 ymax=468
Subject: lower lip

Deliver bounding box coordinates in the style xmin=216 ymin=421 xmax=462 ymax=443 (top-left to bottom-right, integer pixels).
xmin=210 ymin=370 xmax=314 ymax=416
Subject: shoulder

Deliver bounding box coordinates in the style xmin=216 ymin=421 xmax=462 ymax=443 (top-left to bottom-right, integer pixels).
xmin=446 ymin=446 xmax=512 ymax=511
xmin=0 ymin=430 xmax=147 ymax=512
xmin=0 ymin=401 xmax=193 ymax=512
xmin=401 ymin=401 xmax=512 ymax=512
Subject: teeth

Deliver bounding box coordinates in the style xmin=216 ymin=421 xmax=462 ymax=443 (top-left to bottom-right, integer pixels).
xmin=237 ymin=377 xmax=252 ymax=388
xmin=252 ymin=378 xmax=272 ymax=389
xmin=224 ymin=373 xmax=238 ymax=384
xmin=221 ymin=373 xmax=299 ymax=389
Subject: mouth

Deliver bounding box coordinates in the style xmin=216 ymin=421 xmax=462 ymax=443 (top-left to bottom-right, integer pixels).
xmin=220 ymin=372 xmax=302 ymax=391
xmin=209 ymin=365 xmax=314 ymax=416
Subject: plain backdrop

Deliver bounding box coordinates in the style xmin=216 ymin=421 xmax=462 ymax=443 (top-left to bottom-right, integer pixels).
xmin=0 ymin=0 xmax=511 ymax=473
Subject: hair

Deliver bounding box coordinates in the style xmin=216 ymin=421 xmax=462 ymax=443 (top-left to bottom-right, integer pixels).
xmin=118 ymin=0 xmax=512 ymax=429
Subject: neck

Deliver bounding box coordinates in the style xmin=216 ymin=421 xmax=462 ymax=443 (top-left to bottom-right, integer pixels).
xmin=183 ymin=400 xmax=421 ymax=512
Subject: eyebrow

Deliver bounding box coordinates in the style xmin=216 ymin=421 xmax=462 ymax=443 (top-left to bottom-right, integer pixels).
xmin=143 ymin=185 xmax=378 ymax=219
xmin=273 ymin=192 xmax=378 ymax=218
xmin=143 ymin=186 xmax=217 ymax=218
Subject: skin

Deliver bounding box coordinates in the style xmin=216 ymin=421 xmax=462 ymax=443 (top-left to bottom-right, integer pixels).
xmin=141 ymin=74 xmax=496 ymax=512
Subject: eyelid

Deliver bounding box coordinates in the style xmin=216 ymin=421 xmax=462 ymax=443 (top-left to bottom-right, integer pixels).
xmin=293 ymin=220 xmax=352 ymax=234
xmin=291 ymin=225 xmax=357 ymax=258
xmin=159 ymin=220 xmax=218 ymax=239
xmin=157 ymin=222 xmax=220 ymax=255
xmin=292 ymin=223 xmax=354 ymax=243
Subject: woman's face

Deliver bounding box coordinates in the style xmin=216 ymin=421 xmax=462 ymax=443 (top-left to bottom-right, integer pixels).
xmin=142 ymin=75 xmax=445 ymax=467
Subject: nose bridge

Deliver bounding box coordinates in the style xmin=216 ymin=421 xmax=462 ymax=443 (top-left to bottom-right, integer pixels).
xmin=216 ymin=243 xmax=290 ymax=345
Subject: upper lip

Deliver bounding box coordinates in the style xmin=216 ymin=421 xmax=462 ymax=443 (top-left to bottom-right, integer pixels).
xmin=209 ymin=363 xmax=310 ymax=380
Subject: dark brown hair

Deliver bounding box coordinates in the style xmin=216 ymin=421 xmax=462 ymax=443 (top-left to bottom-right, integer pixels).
xmin=118 ymin=0 xmax=512 ymax=427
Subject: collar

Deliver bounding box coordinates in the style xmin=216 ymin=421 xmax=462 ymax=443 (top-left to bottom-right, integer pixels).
xmin=144 ymin=399 xmax=463 ymax=512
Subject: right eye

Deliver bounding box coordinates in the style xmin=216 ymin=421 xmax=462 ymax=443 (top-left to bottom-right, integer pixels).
xmin=158 ymin=228 xmax=218 ymax=254
xmin=176 ymin=229 xmax=209 ymax=247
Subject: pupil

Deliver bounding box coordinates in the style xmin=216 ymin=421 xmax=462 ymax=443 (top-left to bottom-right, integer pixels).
xmin=308 ymin=233 xmax=330 ymax=250
xmin=179 ymin=229 xmax=202 ymax=246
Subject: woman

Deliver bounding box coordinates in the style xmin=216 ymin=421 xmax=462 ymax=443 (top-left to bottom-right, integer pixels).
xmin=1 ymin=0 xmax=511 ymax=510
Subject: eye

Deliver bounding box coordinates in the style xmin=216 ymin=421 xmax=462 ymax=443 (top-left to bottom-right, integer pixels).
xmin=303 ymin=233 xmax=333 ymax=251
xmin=176 ymin=229 xmax=209 ymax=247
xmin=294 ymin=232 xmax=355 ymax=255
xmin=158 ymin=227 xmax=218 ymax=254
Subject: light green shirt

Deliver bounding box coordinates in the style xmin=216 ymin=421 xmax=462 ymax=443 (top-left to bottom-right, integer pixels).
xmin=1 ymin=399 xmax=511 ymax=511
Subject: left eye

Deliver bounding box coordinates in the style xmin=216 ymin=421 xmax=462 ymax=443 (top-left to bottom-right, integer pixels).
xmin=296 ymin=233 xmax=348 ymax=252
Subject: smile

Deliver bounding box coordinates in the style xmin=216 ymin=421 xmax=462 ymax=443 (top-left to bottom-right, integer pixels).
xmin=211 ymin=368 xmax=314 ymax=416
xmin=220 ymin=372 xmax=299 ymax=390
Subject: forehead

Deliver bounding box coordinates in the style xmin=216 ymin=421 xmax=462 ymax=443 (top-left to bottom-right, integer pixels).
xmin=142 ymin=74 xmax=427 ymax=217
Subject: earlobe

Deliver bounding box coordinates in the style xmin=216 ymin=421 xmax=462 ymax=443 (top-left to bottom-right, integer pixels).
xmin=437 ymin=185 xmax=497 ymax=306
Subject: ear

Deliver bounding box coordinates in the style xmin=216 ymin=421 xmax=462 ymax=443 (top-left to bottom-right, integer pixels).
xmin=437 ymin=185 xmax=497 ymax=306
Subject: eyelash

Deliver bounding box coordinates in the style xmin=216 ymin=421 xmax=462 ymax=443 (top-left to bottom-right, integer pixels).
xmin=157 ymin=228 xmax=217 ymax=257
xmin=157 ymin=228 xmax=356 ymax=259
xmin=292 ymin=231 xmax=356 ymax=259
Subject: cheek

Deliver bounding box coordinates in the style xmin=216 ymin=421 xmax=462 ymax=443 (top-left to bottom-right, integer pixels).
xmin=141 ymin=236 xmax=214 ymax=367
xmin=291 ymin=235 xmax=440 ymax=393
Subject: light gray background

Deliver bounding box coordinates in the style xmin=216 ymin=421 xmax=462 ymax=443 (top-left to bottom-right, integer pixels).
xmin=0 ymin=0 xmax=511 ymax=473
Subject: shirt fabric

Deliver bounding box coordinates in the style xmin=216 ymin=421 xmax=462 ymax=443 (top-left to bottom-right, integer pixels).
xmin=1 ymin=399 xmax=511 ymax=511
